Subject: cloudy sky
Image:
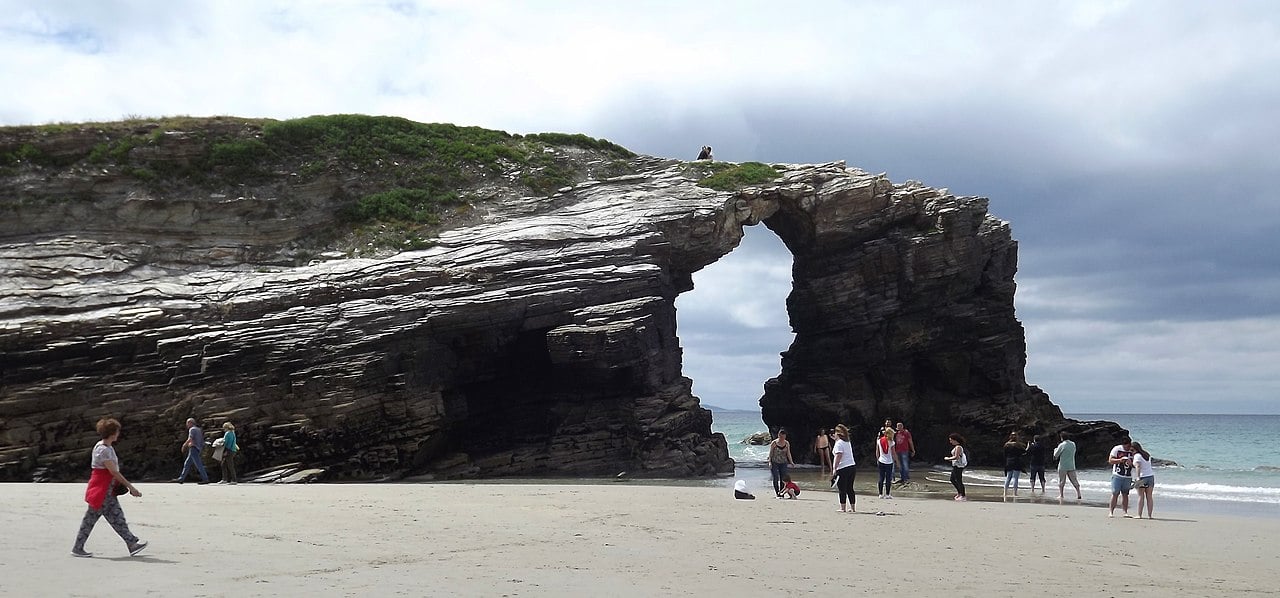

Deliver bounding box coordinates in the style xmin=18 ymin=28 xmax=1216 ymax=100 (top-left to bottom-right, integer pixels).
xmin=4 ymin=1 xmax=1277 ymax=414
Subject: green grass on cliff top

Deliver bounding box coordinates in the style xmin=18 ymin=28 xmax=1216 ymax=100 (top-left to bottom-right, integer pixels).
xmin=0 ymin=114 xmax=638 ymax=255
xmin=695 ymin=162 xmax=783 ymax=191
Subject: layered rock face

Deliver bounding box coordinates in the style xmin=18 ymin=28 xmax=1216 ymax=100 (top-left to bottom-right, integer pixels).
xmin=0 ymin=120 xmax=1124 ymax=482
xmin=755 ymin=177 xmax=1124 ymax=466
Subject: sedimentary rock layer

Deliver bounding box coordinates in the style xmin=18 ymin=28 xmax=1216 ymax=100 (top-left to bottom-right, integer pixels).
xmin=0 ymin=123 xmax=1124 ymax=481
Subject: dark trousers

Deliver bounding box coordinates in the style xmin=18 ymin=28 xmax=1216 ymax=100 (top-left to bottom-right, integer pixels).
xmin=951 ymin=466 xmax=966 ymax=497
xmin=836 ymin=465 xmax=856 ymax=506
xmin=877 ymin=462 xmax=894 ymax=495
xmin=221 ymin=451 xmax=237 ymax=482
xmin=770 ymin=462 xmax=789 ymax=495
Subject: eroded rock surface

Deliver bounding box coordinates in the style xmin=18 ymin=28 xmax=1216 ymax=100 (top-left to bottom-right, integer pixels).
xmin=1 ymin=124 xmax=1124 ymax=481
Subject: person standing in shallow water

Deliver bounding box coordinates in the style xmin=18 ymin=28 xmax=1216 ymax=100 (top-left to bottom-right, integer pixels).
xmin=814 ymin=428 xmax=831 ymax=474
xmin=945 ymin=433 xmax=968 ymax=501
xmin=1003 ymin=432 xmax=1024 ymax=498
xmin=72 ymin=418 xmax=148 ymax=558
xmin=768 ymin=429 xmax=794 ymax=497
xmin=831 ymin=424 xmax=857 ymax=512
xmin=1025 ymin=434 xmax=1048 ymax=493
xmin=1054 ymin=432 xmax=1082 ymax=500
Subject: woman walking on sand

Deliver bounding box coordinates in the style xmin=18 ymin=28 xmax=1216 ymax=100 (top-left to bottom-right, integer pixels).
xmin=1003 ymin=432 xmax=1024 ymax=498
xmin=945 ymin=433 xmax=968 ymax=501
xmin=1131 ymin=441 xmax=1156 ymax=519
xmin=72 ymin=418 xmax=148 ymax=558
xmin=768 ymin=429 xmax=794 ymax=497
xmin=832 ymin=424 xmax=857 ymax=512
xmin=815 ymin=428 xmax=831 ymax=474
xmin=875 ymin=428 xmax=895 ymax=499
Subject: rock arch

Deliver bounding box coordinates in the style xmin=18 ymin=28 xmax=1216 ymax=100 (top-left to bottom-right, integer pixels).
xmin=0 ymin=154 xmax=1123 ymax=481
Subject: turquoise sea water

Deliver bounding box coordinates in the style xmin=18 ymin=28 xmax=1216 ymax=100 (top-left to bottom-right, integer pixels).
xmin=711 ymin=411 xmax=1280 ymax=517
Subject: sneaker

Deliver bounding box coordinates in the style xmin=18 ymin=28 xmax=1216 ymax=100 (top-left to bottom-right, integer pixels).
xmin=128 ymin=540 xmax=149 ymax=557
xmin=197 ymin=481 xmax=210 ymax=485
xmin=884 ymin=495 xmax=893 ymax=500
xmin=171 ymin=478 xmax=184 ymax=484
xmin=70 ymin=548 xmax=93 ymax=558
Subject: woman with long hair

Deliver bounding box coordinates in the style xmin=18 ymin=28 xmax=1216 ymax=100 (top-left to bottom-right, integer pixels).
xmin=945 ymin=433 xmax=968 ymax=501
xmin=72 ymin=418 xmax=148 ymax=558
xmin=875 ymin=428 xmax=895 ymax=499
xmin=1131 ymin=441 xmax=1156 ymax=519
xmin=831 ymin=424 xmax=857 ymax=513
xmin=1003 ymin=432 xmax=1024 ymax=498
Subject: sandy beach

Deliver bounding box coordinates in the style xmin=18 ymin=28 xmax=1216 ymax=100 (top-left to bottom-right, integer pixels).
xmin=2 ymin=481 xmax=1276 ymax=597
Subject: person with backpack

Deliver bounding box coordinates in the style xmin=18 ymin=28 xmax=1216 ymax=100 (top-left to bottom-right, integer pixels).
xmin=945 ymin=433 xmax=969 ymax=501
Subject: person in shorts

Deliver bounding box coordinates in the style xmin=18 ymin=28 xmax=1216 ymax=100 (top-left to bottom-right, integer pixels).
xmin=1108 ymin=437 xmax=1136 ymax=517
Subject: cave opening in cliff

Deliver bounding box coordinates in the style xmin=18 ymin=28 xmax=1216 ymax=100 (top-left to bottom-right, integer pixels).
xmin=675 ymin=224 xmax=794 ymax=437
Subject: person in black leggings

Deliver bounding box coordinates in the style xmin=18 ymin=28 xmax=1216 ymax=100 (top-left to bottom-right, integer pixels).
xmin=945 ymin=432 xmax=969 ymax=501
xmin=831 ymin=424 xmax=857 ymax=512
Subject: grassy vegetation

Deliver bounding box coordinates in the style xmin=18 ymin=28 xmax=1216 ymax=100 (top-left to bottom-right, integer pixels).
xmin=347 ymin=187 xmax=462 ymax=224
xmin=696 ymin=162 xmax=783 ymax=191
xmin=523 ymin=132 xmax=635 ymax=158
xmin=1 ymin=114 xmax=642 ymax=254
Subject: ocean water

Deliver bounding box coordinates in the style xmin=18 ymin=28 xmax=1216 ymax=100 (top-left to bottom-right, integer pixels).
xmin=711 ymin=411 xmax=1280 ymax=517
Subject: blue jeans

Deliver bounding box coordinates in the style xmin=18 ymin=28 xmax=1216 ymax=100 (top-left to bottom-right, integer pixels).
xmin=1004 ymin=469 xmax=1020 ymax=490
xmin=770 ymin=462 xmax=789 ymax=496
xmin=180 ymin=447 xmax=209 ymax=482
xmin=895 ymin=452 xmax=910 ymax=481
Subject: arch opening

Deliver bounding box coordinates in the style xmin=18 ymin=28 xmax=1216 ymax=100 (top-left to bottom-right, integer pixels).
xmin=675 ymin=224 xmax=794 ymax=463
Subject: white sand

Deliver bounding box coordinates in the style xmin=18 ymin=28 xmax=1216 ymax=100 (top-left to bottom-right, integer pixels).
xmin=2 ymin=482 xmax=1276 ymax=597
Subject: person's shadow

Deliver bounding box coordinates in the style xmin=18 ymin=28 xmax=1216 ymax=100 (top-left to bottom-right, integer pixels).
xmin=101 ymin=555 xmax=180 ymax=564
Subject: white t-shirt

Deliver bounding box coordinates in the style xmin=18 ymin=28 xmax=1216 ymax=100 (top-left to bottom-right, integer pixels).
xmin=1132 ymin=452 xmax=1155 ymax=477
xmin=1110 ymin=444 xmax=1134 ymax=477
xmin=832 ymin=439 xmax=855 ymax=470
xmin=876 ymin=438 xmax=895 ymax=464
xmin=90 ymin=440 xmax=117 ymax=470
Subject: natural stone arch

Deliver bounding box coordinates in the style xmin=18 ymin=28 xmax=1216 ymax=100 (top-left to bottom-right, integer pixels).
xmin=0 ymin=141 xmax=1124 ymax=481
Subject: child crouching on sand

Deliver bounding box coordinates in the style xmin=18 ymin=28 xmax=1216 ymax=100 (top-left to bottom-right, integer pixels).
xmin=780 ymin=474 xmax=801 ymax=499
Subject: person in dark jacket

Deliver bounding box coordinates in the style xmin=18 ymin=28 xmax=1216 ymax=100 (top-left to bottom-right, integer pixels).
xmin=1025 ymin=435 xmax=1049 ymax=493
xmin=1003 ymin=432 xmax=1024 ymax=499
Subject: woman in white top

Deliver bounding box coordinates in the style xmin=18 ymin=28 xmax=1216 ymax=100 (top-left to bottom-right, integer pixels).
xmin=72 ymin=418 xmax=147 ymax=558
xmin=1131 ymin=441 xmax=1156 ymax=519
xmin=831 ymin=424 xmax=857 ymax=512
xmin=875 ymin=428 xmax=896 ymax=499
xmin=944 ymin=432 xmax=968 ymax=501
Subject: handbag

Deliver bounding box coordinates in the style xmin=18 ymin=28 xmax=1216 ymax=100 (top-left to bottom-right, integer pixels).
xmin=113 ymin=482 xmax=129 ymax=496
